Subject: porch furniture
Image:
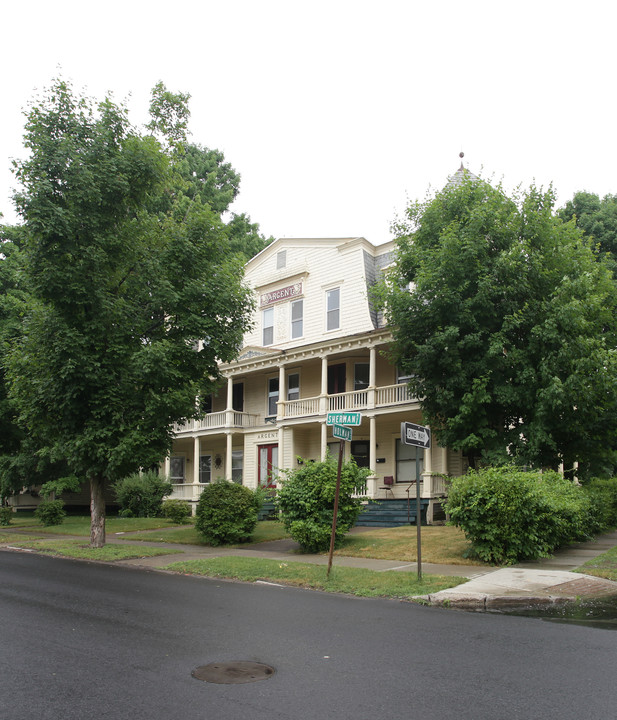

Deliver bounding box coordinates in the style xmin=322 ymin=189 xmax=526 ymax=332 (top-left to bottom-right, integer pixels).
xmin=379 ymin=475 xmax=394 ymax=498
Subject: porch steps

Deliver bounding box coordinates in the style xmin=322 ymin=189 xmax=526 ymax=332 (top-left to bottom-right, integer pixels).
xmin=355 ymin=499 xmax=429 ymax=527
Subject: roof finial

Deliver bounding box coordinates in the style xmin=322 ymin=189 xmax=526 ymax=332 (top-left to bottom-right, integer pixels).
xmin=459 ymin=151 xmax=465 ymax=171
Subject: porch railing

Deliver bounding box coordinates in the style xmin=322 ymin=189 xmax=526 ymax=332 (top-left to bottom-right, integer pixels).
xmin=375 ymin=383 xmax=414 ymax=406
xmin=173 ymin=411 xmax=259 ymax=434
xmin=328 ymin=389 xmax=368 ymax=411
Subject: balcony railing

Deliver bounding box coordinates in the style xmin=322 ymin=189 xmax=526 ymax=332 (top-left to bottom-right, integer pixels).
xmin=328 ymin=389 xmax=368 ymax=411
xmin=375 ymin=383 xmax=413 ymax=406
xmin=173 ymin=410 xmax=258 ymax=434
xmin=173 ymin=384 xmax=416 ymax=432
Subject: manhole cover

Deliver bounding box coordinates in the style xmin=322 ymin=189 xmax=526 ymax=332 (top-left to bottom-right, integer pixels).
xmin=192 ymin=661 xmax=275 ymax=684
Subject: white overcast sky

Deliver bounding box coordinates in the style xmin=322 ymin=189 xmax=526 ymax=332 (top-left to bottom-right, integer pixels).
xmin=2 ymin=0 xmax=616 ymax=245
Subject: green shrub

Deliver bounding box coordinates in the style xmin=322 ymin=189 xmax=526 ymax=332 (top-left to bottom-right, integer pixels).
xmin=0 ymin=506 xmax=13 ymax=526
xmin=113 ymin=471 xmax=173 ymax=518
xmin=162 ymin=499 xmax=192 ymax=524
xmin=195 ymin=480 xmax=262 ymax=546
xmin=444 ymin=467 xmax=592 ymax=565
xmin=276 ymin=456 xmax=369 ymax=553
xmin=35 ymin=499 xmax=66 ymax=526
xmin=582 ymin=478 xmax=617 ymax=533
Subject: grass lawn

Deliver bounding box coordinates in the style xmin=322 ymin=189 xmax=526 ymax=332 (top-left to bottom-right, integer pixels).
xmin=336 ymin=525 xmax=484 ymax=566
xmin=5 ymin=538 xmax=180 ymax=562
xmin=163 ymin=555 xmax=466 ymax=600
xmin=127 ymin=520 xmax=289 ymax=546
xmin=6 ymin=515 xmax=184 ymax=535
xmin=575 ymin=545 xmax=617 ymax=581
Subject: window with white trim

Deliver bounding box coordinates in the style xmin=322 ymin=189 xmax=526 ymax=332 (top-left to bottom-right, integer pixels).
xmin=232 ymin=450 xmax=243 ymax=484
xmin=354 ymin=363 xmax=369 ymax=390
xmin=170 ymin=456 xmax=185 ymax=483
xmin=199 ymin=455 xmax=212 ymax=483
xmin=267 ymin=377 xmax=279 ymax=418
xmin=287 ymin=372 xmax=300 ymax=401
xmin=262 ymin=307 xmax=274 ymax=346
xmin=326 ymin=287 xmax=340 ymax=331
xmin=291 ymin=299 xmax=303 ymax=339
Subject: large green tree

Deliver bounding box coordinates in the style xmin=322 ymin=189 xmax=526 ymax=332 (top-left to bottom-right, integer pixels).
xmin=558 ymin=191 xmax=617 ymax=271
xmin=382 ymin=177 xmax=617 ymax=477
xmin=6 ymin=80 xmax=257 ymax=545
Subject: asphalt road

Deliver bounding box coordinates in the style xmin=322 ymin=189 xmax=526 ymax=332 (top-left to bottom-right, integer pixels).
xmin=1 ymin=549 xmax=616 ymax=720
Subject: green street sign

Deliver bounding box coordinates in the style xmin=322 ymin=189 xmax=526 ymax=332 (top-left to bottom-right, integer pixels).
xmin=326 ymin=412 xmax=362 ymax=427
xmin=332 ymin=424 xmax=352 ymax=442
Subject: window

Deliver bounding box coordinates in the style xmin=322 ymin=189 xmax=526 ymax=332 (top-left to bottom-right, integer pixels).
xmin=291 ymin=299 xmax=303 ymax=339
xmin=267 ymin=377 xmax=279 ymax=417
xmin=287 ymin=372 xmax=300 ymax=401
xmin=263 ymin=307 xmax=274 ymax=346
xmin=199 ymin=455 xmax=211 ymax=483
xmin=354 ymin=363 xmax=369 ymax=390
xmin=396 ymin=439 xmax=423 ymax=483
xmin=277 ymin=250 xmax=286 ymax=269
xmin=170 ymin=456 xmax=185 ymax=483
xmin=351 ymin=440 xmax=370 ymax=469
xmin=232 ymin=450 xmax=243 ymax=484
xmin=326 ymin=287 xmax=340 ymax=331
xmin=200 ymin=394 xmax=212 ymax=414
xmin=232 ymin=383 xmax=244 ymax=412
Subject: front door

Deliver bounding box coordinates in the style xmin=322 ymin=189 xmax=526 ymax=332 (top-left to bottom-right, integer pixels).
xmin=258 ymin=444 xmax=279 ymax=488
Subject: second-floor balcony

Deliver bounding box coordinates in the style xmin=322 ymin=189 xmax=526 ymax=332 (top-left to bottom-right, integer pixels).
xmin=173 ymin=383 xmax=416 ymax=436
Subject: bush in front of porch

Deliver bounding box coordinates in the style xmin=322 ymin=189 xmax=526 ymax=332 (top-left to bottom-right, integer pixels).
xmin=276 ymin=456 xmax=369 ymax=553
xmin=195 ymin=480 xmax=263 ymax=546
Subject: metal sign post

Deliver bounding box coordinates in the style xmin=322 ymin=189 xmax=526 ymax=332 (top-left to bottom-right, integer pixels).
xmin=401 ymin=421 xmax=431 ymax=581
xmin=326 ymin=414 xmax=361 ymax=579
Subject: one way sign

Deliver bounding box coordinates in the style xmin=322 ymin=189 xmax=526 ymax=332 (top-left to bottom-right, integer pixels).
xmin=401 ymin=421 xmax=431 ymax=449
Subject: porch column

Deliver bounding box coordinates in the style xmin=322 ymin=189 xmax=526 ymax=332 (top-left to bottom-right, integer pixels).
xmin=321 ymin=421 xmax=328 ymax=460
xmin=164 ymin=455 xmax=171 ymax=479
xmin=441 ymin=445 xmax=448 ymax=476
xmin=320 ymin=355 xmax=328 ymax=415
xmin=193 ymin=436 xmax=200 ymax=485
xmin=368 ymin=345 xmax=376 ymax=409
xmin=225 ymin=432 xmax=233 ymax=480
xmin=278 ymin=426 xmax=285 ymax=479
xmin=278 ymin=364 xmax=286 ymax=420
xmin=369 ymin=414 xmax=377 ymax=473
xmin=421 ymin=437 xmax=433 ymax=498
xmin=226 ymin=376 xmax=234 ymax=426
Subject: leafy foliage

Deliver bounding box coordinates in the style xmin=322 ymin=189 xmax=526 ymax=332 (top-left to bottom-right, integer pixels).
xmin=581 ymin=478 xmax=617 ymax=534
xmin=4 ymin=79 xmax=265 ymax=545
xmin=194 ymin=480 xmax=262 ymax=546
xmin=558 ymin=192 xmax=617 ymax=269
xmin=444 ymin=467 xmax=592 ymax=564
xmin=161 ymin=498 xmax=192 ymax=524
xmin=381 ymin=177 xmax=617 ymax=476
xmin=35 ymin=499 xmax=67 ymax=526
xmin=113 ymin=471 xmax=173 ymax=518
xmin=276 ymin=456 xmax=369 ymax=553
xmin=0 ymin=506 xmax=13 ymax=525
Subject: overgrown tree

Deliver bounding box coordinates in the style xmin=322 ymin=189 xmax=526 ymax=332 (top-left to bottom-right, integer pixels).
xmin=381 ymin=177 xmax=617 ymax=477
xmin=558 ymin=191 xmax=617 ymax=272
xmin=6 ymin=79 xmax=256 ymax=545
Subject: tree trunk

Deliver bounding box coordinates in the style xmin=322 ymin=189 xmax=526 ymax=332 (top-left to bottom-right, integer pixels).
xmin=90 ymin=475 xmax=106 ymax=548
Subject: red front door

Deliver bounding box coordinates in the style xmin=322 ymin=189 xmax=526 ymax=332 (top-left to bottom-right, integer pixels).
xmin=258 ymin=444 xmax=279 ymax=488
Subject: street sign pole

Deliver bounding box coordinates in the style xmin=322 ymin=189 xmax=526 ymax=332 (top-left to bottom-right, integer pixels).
xmin=416 ymin=454 xmax=422 ymax=580
xmin=327 ymin=439 xmax=344 ymax=579
xmin=401 ymin=421 xmax=431 ymax=581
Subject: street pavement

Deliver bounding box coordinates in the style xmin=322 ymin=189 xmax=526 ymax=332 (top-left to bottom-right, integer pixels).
xmin=4 ymin=526 xmax=617 ymax=609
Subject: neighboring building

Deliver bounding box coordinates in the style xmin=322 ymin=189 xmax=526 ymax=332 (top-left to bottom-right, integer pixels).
xmin=166 ymin=236 xmax=464 ymax=522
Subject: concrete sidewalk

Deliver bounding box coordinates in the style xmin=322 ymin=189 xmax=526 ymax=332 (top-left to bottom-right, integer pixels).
xmin=426 ymin=530 xmax=617 ymax=609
